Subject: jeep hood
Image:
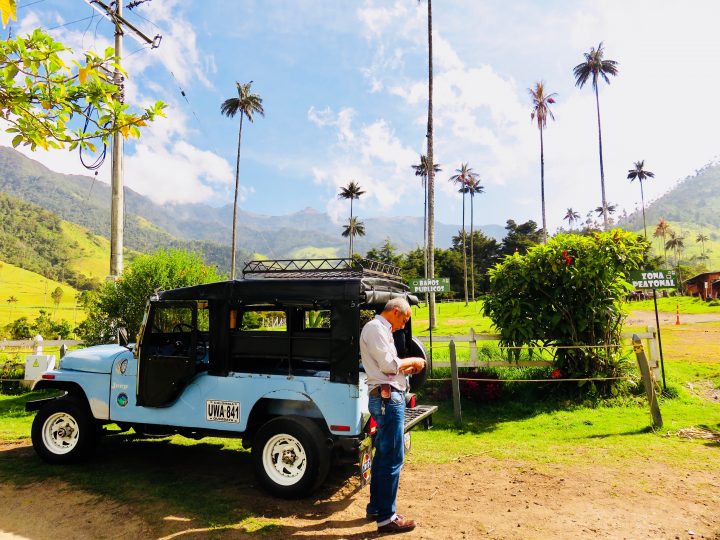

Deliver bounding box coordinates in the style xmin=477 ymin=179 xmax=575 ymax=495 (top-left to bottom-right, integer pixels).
xmin=59 ymin=344 xmax=129 ymax=374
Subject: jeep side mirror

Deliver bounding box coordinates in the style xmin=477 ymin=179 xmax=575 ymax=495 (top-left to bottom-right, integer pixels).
xmin=117 ymin=327 xmax=129 ymax=347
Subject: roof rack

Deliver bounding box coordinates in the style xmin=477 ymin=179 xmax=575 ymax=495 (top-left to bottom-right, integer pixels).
xmin=242 ymin=258 xmax=402 ymax=280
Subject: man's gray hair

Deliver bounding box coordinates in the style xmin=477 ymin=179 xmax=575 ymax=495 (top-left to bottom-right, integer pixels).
xmin=383 ymin=297 xmax=411 ymax=314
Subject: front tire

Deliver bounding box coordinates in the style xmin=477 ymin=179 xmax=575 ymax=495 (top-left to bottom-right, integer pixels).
xmin=31 ymin=398 xmax=99 ymax=464
xmin=252 ymin=416 xmax=330 ymax=498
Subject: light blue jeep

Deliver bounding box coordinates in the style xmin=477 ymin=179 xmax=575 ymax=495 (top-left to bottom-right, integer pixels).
xmin=27 ymin=259 xmax=436 ymax=498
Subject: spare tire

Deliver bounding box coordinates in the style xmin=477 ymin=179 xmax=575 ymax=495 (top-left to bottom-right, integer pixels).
xmin=407 ymin=336 xmax=429 ymax=392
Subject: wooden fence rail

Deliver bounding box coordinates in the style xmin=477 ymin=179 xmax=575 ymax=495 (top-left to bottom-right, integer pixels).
xmin=418 ymin=326 xmax=661 ymax=380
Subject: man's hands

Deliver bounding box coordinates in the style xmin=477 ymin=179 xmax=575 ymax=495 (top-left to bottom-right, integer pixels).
xmin=400 ymin=357 xmax=426 ymax=375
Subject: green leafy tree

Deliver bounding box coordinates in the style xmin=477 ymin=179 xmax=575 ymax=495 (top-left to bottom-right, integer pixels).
xmin=337 ymin=181 xmax=366 ymax=257
xmin=484 ymin=230 xmax=647 ymax=393
xmin=77 ymin=249 xmax=223 ymax=345
xmin=341 ymin=217 xmax=366 ymax=256
xmin=627 ymin=160 xmax=655 ymax=239
xmin=7 ymin=316 xmax=31 ymax=339
xmin=500 ymin=219 xmax=543 ymax=257
xmin=0 ymin=2 xmax=164 ymax=152
xmin=365 ymin=238 xmax=401 ymax=267
xmin=452 ymin=230 xmax=500 ymax=294
xmin=221 ymin=81 xmax=265 ymax=279
xmin=529 ymin=81 xmax=557 ymax=243
xmin=50 ymin=286 xmax=63 ymax=313
xmin=574 ymin=42 xmax=619 ymax=230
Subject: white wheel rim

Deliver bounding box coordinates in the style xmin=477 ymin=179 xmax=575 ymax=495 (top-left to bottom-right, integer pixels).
xmin=262 ymin=433 xmax=307 ymax=486
xmin=42 ymin=412 xmax=80 ymax=455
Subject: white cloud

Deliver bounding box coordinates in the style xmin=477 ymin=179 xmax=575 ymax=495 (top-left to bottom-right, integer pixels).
xmin=308 ymin=108 xmax=418 ymax=223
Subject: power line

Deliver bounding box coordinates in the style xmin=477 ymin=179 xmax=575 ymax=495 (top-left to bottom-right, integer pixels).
xmin=47 ymin=15 xmax=96 ymax=32
xmin=17 ymin=0 xmax=47 ymax=9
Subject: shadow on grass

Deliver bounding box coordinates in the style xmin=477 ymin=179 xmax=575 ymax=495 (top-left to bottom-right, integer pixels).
xmin=585 ymin=426 xmax=654 ymax=438
xmin=0 ymin=433 xmax=366 ymax=538
xmin=425 ymin=395 xmax=573 ymax=435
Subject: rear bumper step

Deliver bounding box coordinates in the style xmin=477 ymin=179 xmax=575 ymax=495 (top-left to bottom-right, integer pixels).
xmin=404 ymin=404 xmax=437 ymax=432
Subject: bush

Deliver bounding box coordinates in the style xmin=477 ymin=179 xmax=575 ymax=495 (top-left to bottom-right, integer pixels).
xmin=77 ymin=249 xmax=224 ymax=345
xmin=483 ymin=230 xmax=647 ymax=396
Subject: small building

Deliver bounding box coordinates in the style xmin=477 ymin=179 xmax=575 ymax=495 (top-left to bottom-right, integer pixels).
xmin=684 ymin=271 xmax=720 ymax=300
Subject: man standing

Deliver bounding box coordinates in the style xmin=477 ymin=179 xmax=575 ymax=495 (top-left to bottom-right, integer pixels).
xmin=360 ymin=298 xmax=426 ymax=535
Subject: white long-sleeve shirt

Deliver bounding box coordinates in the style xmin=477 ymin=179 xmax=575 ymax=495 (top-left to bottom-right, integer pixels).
xmin=360 ymin=315 xmax=407 ymax=392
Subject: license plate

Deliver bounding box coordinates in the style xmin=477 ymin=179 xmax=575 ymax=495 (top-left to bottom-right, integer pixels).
xmin=360 ymin=440 xmax=373 ymax=487
xmin=205 ymin=400 xmax=240 ymax=423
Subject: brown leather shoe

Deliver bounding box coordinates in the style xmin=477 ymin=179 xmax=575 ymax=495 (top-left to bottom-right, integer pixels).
xmin=377 ymin=515 xmax=416 ymax=535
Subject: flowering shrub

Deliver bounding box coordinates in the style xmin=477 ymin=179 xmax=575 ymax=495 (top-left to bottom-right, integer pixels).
xmin=483 ymin=230 xmax=648 ymax=395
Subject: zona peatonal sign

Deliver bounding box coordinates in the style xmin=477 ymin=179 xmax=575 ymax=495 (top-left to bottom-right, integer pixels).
xmin=629 ymin=269 xmax=677 ymax=290
xmin=409 ymin=277 xmax=450 ymax=293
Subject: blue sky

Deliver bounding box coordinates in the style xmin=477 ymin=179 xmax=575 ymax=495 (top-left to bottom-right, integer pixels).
xmin=6 ymin=0 xmax=720 ymax=233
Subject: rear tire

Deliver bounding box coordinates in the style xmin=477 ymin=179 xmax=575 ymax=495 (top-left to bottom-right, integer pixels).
xmin=408 ymin=337 xmax=429 ymax=392
xmin=252 ymin=416 xmax=330 ymax=498
xmin=31 ymin=398 xmax=99 ymax=464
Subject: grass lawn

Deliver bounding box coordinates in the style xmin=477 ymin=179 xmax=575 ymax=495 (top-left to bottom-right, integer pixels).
xmin=1 ymin=300 xmax=718 ymax=533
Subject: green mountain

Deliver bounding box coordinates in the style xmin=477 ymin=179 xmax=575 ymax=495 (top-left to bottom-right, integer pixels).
xmin=0 ymin=146 xmax=502 ymax=261
xmin=621 ymin=161 xmax=720 ymax=231
xmin=619 ymin=161 xmax=720 ymax=268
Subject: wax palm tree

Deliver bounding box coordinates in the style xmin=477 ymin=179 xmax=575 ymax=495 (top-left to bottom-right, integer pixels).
xmin=563 ymin=208 xmax=580 ymax=229
xmin=421 ymin=0 xmax=437 ymax=328
xmin=338 ymin=181 xmax=365 ymax=257
xmin=466 ymin=176 xmax=484 ymax=301
xmin=626 ymin=160 xmax=655 ymax=239
xmin=411 ymin=155 xmax=441 ymax=280
xmin=221 ymin=81 xmax=265 ymax=279
xmin=6 ymin=295 xmax=18 ymax=320
xmin=665 ymin=231 xmax=685 ymax=267
xmin=594 ymin=203 xmax=617 ymax=219
xmin=341 ymin=217 xmax=366 ymax=256
xmin=529 ymin=81 xmax=557 ymax=243
xmin=696 ymin=233 xmax=709 ymax=259
xmin=573 ymin=42 xmax=619 ymax=230
xmin=450 ymin=163 xmax=474 ymax=305
xmin=654 ymin=219 xmax=672 ymax=265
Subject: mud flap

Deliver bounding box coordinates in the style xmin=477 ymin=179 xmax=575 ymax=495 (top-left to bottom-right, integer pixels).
xmin=359 ymin=435 xmax=373 ymax=488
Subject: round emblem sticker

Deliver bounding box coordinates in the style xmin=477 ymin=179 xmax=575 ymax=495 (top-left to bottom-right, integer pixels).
xmin=117 ymin=393 xmax=128 ymax=407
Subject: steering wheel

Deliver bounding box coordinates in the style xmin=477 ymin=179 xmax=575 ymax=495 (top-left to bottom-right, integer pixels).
xmin=172 ymin=323 xmax=193 ymax=333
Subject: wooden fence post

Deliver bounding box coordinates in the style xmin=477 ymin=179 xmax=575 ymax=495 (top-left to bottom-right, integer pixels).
xmin=632 ymin=334 xmax=663 ymax=429
xmin=449 ymin=339 xmax=462 ymax=426
xmin=469 ymin=327 xmax=477 ymax=365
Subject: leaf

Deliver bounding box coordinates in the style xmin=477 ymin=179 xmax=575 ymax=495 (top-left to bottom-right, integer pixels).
xmin=11 ymin=134 xmax=22 ymax=147
xmin=78 ymin=65 xmax=90 ymax=84
xmin=0 ymin=0 xmax=17 ymax=27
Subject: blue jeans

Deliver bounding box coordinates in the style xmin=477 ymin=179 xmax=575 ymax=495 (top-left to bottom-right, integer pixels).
xmin=367 ymin=390 xmax=405 ymax=525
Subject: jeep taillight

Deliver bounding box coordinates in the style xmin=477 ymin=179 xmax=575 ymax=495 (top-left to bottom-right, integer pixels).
xmin=408 ymin=394 xmax=416 ymax=408
xmin=367 ymin=416 xmax=377 ymax=436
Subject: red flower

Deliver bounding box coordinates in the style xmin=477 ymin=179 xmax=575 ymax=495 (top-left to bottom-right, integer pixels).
xmin=551 ymin=369 xmax=563 ymax=379
xmin=561 ymin=250 xmax=574 ymax=266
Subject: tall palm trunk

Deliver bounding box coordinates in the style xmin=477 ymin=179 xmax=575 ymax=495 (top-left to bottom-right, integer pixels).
xmin=230 ymin=114 xmax=244 ymax=279
xmin=594 ymin=85 xmax=608 ymax=230
xmin=661 ymin=232 xmax=668 ymax=266
xmin=423 ymin=177 xmax=428 ymax=280
xmin=426 ymin=0 xmax=436 ymax=329
xmin=639 ymin=181 xmax=647 ymax=239
xmin=539 ymin=127 xmax=547 ymax=243
xmin=470 ymin=192 xmax=475 ymax=301
xmin=349 ymin=198 xmax=354 ymax=258
xmin=461 ymin=191 xmax=468 ymax=306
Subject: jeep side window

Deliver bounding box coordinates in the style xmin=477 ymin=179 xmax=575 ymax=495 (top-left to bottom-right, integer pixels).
xmin=149 ymin=305 xmax=195 ymax=357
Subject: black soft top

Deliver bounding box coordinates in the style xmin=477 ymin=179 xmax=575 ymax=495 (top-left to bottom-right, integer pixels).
xmin=156 ymin=258 xmax=418 ymax=308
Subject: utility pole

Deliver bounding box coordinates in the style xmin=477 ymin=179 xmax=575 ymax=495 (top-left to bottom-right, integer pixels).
xmin=110 ymin=0 xmax=124 ymax=277
xmin=83 ymin=0 xmax=161 ymax=278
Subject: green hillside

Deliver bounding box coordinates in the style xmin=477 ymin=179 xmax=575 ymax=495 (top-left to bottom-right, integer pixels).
xmin=0 ymin=260 xmax=82 ymax=326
